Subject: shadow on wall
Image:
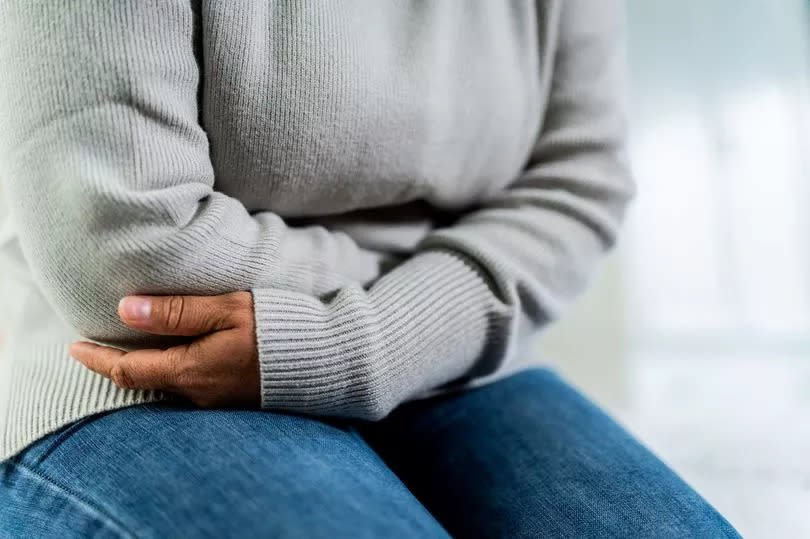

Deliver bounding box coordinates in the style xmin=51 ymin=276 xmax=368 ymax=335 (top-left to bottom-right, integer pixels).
xmin=537 ymin=252 xmax=629 ymax=411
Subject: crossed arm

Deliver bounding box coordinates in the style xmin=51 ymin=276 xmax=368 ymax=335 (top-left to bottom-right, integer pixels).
xmin=2 ymin=0 xmax=632 ymax=416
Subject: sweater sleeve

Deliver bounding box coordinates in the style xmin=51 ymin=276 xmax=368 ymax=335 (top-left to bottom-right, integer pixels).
xmin=0 ymin=1 xmax=384 ymax=345
xmin=251 ymin=0 xmax=634 ymax=419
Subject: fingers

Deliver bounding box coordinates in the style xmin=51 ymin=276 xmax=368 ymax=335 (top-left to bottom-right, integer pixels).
xmin=118 ymin=291 xmax=252 ymax=336
xmin=70 ymin=320 xmax=259 ymax=409
xmin=69 ymin=341 xmax=184 ymax=392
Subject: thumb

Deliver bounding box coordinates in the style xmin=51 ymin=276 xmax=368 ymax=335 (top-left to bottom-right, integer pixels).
xmin=118 ymin=294 xmax=235 ymax=336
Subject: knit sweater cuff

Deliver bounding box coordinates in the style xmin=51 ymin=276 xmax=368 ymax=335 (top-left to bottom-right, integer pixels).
xmin=252 ymin=250 xmax=511 ymax=420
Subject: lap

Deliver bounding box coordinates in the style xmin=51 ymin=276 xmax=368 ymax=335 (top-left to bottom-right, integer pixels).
xmin=360 ymin=368 xmax=741 ymax=539
xmin=1 ymin=368 xmax=741 ymax=538
xmin=0 ymin=404 xmax=448 ymax=539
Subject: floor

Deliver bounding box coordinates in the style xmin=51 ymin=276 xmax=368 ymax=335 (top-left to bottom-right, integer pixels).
xmin=615 ymin=354 xmax=810 ymax=538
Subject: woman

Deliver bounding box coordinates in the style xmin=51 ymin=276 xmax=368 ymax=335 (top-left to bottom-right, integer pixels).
xmin=0 ymin=1 xmax=738 ymax=537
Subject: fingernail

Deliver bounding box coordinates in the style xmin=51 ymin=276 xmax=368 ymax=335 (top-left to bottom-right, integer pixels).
xmin=119 ymin=296 xmax=151 ymax=321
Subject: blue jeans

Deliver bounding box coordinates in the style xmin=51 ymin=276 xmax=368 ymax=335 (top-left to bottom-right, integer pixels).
xmin=0 ymin=369 xmax=739 ymax=538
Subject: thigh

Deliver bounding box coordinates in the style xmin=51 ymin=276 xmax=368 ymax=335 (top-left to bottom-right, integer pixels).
xmin=361 ymin=368 xmax=740 ymax=539
xmin=0 ymin=404 xmax=449 ymax=539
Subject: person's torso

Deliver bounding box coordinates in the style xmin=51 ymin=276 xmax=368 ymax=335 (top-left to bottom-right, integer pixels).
xmin=198 ymin=0 xmax=547 ymax=226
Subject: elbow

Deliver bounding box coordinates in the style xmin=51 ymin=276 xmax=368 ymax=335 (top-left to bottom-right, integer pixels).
xmin=27 ymin=231 xmax=173 ymax=347
xmin=22 ymin=187 xmax=213 ymax=345
xmin=39 ymin=255 xmax=143 ymax=346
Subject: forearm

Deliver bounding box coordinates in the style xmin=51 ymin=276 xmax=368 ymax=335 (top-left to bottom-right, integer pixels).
xmin=253 ymin=249 xmax=509 ymax=418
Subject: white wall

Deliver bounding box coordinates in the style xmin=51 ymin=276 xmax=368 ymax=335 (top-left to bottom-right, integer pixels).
xmin=540 ymin=0 xmax=810 ymax=410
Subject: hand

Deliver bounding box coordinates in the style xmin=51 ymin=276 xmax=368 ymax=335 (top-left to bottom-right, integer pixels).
xmin=70 ymin=291 xmax=260 ymax=408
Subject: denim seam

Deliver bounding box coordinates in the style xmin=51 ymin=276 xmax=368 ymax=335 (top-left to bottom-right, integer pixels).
xmin=28 ymin=412 xmax=112 ymax=469
xmin=7 ymin=461 xmax=136 ymax=539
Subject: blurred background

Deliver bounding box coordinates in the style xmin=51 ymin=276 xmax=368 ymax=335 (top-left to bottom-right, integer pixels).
xmin=0 ymin=1 xmax=807 ymax=537
xmin=541 ymin=0 xmax=810 ymax=536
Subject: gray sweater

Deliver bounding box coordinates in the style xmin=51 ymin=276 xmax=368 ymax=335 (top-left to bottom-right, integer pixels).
xmin=0 ymin=0 xmax=632 ymax=460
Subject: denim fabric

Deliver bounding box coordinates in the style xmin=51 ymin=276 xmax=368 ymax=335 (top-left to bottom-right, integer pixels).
xmin=0 ymin=369 xmax=740 ymax=538
xmin=362 ymin=369 xmax=741 ymax=538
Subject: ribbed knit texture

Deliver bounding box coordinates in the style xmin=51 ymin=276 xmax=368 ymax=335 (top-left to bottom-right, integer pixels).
xmin=0 ymin=0 xmax=633 ymax=460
